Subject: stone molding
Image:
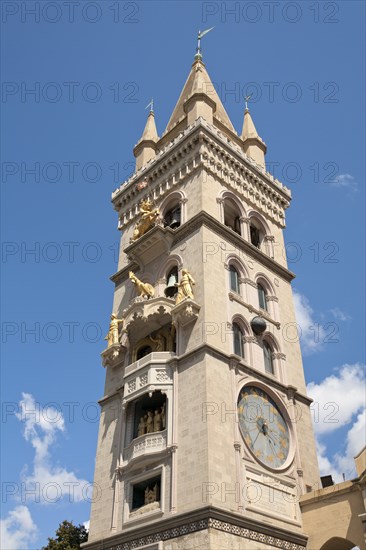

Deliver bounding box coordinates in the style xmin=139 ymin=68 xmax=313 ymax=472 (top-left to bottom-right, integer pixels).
xmin=228 ymin=291 xmax=281 ymax=329
xmin=101 ymin=343 xmax=127 ymax=368
xmin=110 ymin=211 xmax=295 ymax=287
xmin=82 ymin=506 xmax=307 ymax=550
xmin=95 ymin=344 xmax=312 ymax=408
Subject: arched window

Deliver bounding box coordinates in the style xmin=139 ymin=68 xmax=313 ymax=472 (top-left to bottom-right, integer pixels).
xmin=258 ymin=284 xmax=267 ymax=311
xmin=165 ymin=266 xmax=178 ymax=297
xmin=233 ymin=323 xmax=245 ymax=358
xmin=163 ymin=204 xmax=181 ymax=229
xmin=263 ymin=341 xmax=274 ymax=374
xmin=229 ymin=265 xmax=240 ymax=294
xmin=137 ymin=345 xmax=152 ymax=360
xmin=250 ymin=222 xmax=261 ymax=248
xmin=224 ymin=199 xmax=241 ymax=235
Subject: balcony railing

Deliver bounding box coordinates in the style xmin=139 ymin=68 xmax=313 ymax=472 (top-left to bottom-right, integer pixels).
xmin=123 ymin=352 xmax=175 ymax=402
xmin=125 ymin=352 xmax=175 ymax=376
xmin=124 ymin=430 xmax=167 ymax=462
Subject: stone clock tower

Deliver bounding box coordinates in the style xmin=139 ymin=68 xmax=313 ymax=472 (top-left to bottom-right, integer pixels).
xmin=84 ymin=47 xmax=320 ymax=550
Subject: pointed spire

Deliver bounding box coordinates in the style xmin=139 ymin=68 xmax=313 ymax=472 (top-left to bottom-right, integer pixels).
xmin=241 ymin=107 xmax=267 ymax=169
xmin=165 ymin=59 xmax=235 ymax=134
xmin=141 ymin=110 xmax=158 ymax=142
xmin=242 ymin=107 xmax=260 ymax=141
xmin=133 ymin=108 xmax=159 ymax=171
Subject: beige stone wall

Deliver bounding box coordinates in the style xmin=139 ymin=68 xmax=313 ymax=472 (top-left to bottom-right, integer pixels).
xmin=175 ymin=354 xmax=209 ymax=512
xmin=88 ymin=395 xmax=121 ymax=541
xmin=301 ymin=483 xmax=366 ymax=550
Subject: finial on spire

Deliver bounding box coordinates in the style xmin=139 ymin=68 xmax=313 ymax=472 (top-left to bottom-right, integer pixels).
xmin=244 ymin=94 xmax=252 ymax=111
xmin=195 ymin=27 xmax=214 ymax=61
xmin=145 ymin=98 xmax=154 ymax=113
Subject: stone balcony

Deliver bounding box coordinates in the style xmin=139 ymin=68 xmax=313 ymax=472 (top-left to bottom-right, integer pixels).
xmin=124 ymin=430 xmax=168 ymax=463
xmin=123 ymin=352 xmax=175 ymax=404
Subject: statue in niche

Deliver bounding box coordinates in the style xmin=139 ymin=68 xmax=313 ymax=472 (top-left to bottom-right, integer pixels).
xmin=175 ymin=268 xmax=195 ymax=304
xmin=153 ymin=409 xmax=162 ymax=432
xmin=146 ymin=411 xmax=154 ymax=433
xmin=129 ymin=271 xmax=155 ymax=299
xmin=131 ymin=198 xmax=160 ymax=241
xmin=104 ymin=314 xmax=124 ymax=347
xmin=149 ymin=333 xmax=165 ymax=352
xmin=137 ymin=416 xmax=146 ymax=437
xmin=144 ymin=483 xmax=159 ymax=505
xmin=161 ymin=403 xmax=166 ymax=429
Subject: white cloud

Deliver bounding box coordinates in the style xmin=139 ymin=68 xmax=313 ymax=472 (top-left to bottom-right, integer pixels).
xmin=316 ymin=411 xmax=366 ymax=482
xmin=0 ymin=506 xmax=38 ymax=550
xmin=15 ymin=393 xmax=90 ymax=505
xmin=307 ymin=364 xmax=366 ymax=482
xmin=83 ymin=520 xmax=90 ymax=531
xmin=307 ymin=363 xmax=366 ymax=435
xmin=293 ymin=290 xmax=325 ymax=355
xmin=329 ymin=173 xmax=358 ymax=189
xmin=330 ymin=307 xmax=351 ymax=322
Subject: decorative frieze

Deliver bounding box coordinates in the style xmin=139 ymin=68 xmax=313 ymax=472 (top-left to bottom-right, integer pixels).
xmin=112 ymin=118 xmax=291 ymax=231
xmin=101 ymin=516 xmax=306 ymax=550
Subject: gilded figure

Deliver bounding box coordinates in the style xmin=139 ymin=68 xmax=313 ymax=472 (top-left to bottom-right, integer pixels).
xmin=104 ymin=314 xmax=124 ymax=347
xmin=175 ymin=268 xmax=195 ymax=304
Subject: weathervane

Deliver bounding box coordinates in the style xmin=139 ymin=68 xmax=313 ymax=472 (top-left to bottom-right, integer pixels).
xmin=244 ymin=94 xmax=252 ymax=110
xmin=145 ymin=98 xmax=154 ymax=113
xmin=195 ymin=27 xmax=214 ymax=60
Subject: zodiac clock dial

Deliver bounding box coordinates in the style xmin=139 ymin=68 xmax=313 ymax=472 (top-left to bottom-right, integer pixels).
xmin=237 ymin=385 xmax=290 ymax=469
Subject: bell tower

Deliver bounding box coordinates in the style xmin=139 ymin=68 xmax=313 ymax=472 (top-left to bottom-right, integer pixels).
xmin=85 ymin=47 xmax=320 ymax=550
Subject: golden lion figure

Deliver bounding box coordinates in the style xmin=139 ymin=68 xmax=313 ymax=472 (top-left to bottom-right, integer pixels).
xmin=132 ymin=198 xmax=160 ymax=241
xmin=129 ymin=271 xmax=154 ymax=299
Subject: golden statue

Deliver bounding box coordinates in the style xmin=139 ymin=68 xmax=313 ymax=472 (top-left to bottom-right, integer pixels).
xmin=146 ymin=411 xmax=154 ymax=433
xmin=104 ymin=314 xmax=124 ymax=347
xmin=149 ymin=333 xmax=165 ymax=352
xmin=144 ymin=483 xmax=159 ymax=505
xmin=132 ymin=198 xmax=160 ymax=241
xmin=137 ymin=416 xmax=147 ymax=437
xmin=153 ymin=409 xmax=162 ymax=432
xmin=129 ymin=271 xmax=155 ymax=299
xmin=175 ymin=269 xmax=195 ymax=304
xmin=161 ymin=403 xmax=166 ymax=429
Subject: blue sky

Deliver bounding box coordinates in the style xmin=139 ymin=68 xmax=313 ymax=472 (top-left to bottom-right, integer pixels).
xmin=1 ymin=1 xmax=365 ymax=548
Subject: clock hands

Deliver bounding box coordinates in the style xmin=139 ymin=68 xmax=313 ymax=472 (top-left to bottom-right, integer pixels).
xmin=251 ymin=429 xmax=261 ymax=449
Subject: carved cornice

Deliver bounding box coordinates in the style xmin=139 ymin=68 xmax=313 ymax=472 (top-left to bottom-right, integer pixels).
xmin=82 ymin=505 xmax=307 ymax=550
xmin=111 ymin=118 xmax=291 ymax=229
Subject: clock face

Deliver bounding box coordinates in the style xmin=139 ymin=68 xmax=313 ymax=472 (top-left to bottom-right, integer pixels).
xmin=237 ymin=385 xmax=290 ymax=469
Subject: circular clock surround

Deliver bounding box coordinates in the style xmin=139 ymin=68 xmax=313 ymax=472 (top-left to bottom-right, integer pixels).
xmin=237 ymin=384 xmax=292 ymax=470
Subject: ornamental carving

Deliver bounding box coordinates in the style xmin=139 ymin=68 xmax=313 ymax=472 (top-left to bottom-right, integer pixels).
xmin=105 ymin=516 xmax=306 ymax=550
xmin=101 ymin=343 xmax=127 ymax=368
xmin=171 ymin=298 xmax=200 ymax=327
